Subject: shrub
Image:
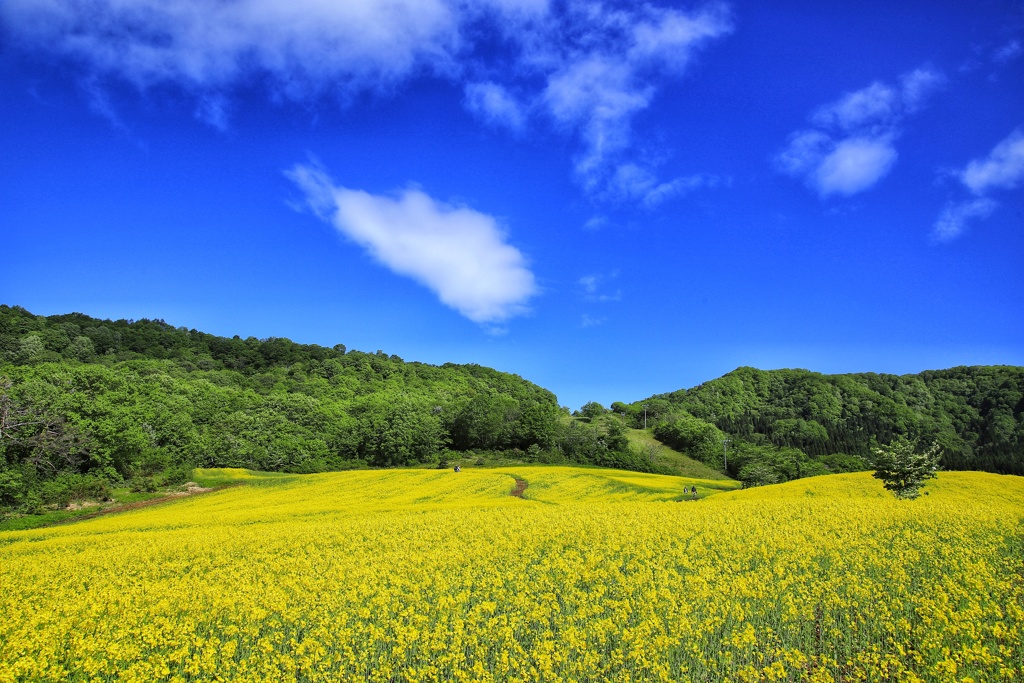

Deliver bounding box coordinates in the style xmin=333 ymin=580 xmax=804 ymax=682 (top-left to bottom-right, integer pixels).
xmin=160 ymin=464 xmax=194 ymax=486
xmin=130 ymin=477 xmax=158 ymax=493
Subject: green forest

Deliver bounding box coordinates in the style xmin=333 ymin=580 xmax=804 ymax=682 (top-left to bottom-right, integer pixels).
xmin=0 ymin=305 xmax=653 ymax=516
xmin=608 ymin=364 xmax=1024 ymax=485
xmin=2 ymin=304 xmax=1022 ymax=516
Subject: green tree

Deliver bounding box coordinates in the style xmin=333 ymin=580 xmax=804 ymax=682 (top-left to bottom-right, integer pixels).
xmin=871 ymin=436 xmax=941 ymax=499
xmin=738 ymin=462 xmax=779 ymax=488
xmin=578 ymin=401 xmax=607 ymax=421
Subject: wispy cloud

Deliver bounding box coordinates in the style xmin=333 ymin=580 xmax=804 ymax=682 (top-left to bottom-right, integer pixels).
xmin=463 ymin=82 xmax=528 ymax=133
xmin=932 ymin=198 xmax=998 ymax=243
xmin=960 ymin=128 xmax=1024 ymax=194
xmin=932 ymin=127 xmax=1024 ymax=242
xmin=579 ymin=272 xmax=621 ymax=302
xmin=1 ymin=0 xmax=732 ymax=204
xmin=0 ymin=0 xmax=467 ymax=98
xmin=993 ymin=40 xmax=1022 ymax=64
xmin=287 ymin=162 xmax=537 ymax=324
xmin=775 ymin=67 xmax=944 ymax=197
xmin=529 ymin=3 xmax=733 ymax=199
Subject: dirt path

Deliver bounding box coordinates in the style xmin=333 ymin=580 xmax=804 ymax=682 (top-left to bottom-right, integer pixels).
xmin=510 ymin=478 xmax=528 ymax=498
xmin=45 ymin=483 xmax=236 ymax=527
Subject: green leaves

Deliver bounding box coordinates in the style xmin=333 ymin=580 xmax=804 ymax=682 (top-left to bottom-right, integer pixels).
xmin=625 ymin=365 xmax=1024 ymax=477
xmin=871 ymin=436 xmax=941 ymax=499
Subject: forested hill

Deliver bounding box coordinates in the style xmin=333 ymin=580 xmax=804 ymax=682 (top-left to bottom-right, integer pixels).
xmin=0 ymin=305 xmax=657 ymax=515
xmin=4 ymin=304 xmax=1022 ymax=516
xmin=615 ymin=365 xmax=1024 ymax=479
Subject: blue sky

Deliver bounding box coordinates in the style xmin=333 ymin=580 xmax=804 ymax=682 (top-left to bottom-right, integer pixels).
xmin=1 ymin=0 xmax=1022 ymax=410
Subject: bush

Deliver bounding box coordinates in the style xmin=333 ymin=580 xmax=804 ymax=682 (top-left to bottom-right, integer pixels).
xmin=160 ymin=464 xmax=193 ymax=486
xmin=37 ymin=473 xmax=112 ymax=507
xmin=130 ymin=477 xmax=158 ymax=493
xmin=19 ymin=490 xmax=45 ymax=515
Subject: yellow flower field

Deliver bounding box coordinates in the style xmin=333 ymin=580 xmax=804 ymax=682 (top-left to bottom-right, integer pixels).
xmin=1 ymin=467 xmax=1021 ymax=682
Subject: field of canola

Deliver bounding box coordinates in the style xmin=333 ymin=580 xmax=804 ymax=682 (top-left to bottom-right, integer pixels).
xmin=1 ymin=466 xmax=1022 ymax=683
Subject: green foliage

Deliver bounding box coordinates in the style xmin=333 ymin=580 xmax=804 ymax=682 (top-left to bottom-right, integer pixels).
xmin=4 ymin=304 xmax=1020 ymax=512
xmin=623 ymin=428 xmax=730 ymax=480
xmin=737 ymin=461 xmax=779 ymax=488
xmin=870 ymin=437 xmax=941 ymax=500
xmin=817 ymin=453 xmax=870 ymax=473
xmin=38 ymin=472 xmax=111 ymax=507
xmin=577 ymin=401 xmax=607 ymax=421
xmin=652 ymin=413 xmax=724 ymax=466
xmin=0 ymin=469 xmax=25 ymax=507
xmin=129 ymin=477 xmax=159 ymax=493
xmin=626 ymin=365 xmax=1024 ymax=480
xmin=0 ymin=305 xmax=574 ymax=514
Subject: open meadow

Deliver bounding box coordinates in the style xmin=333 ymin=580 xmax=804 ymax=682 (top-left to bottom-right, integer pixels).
xmin=1 ymin=467 xmax=1022 ymax=683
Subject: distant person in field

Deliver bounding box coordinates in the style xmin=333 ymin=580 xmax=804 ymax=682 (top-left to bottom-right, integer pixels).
xmin=454 ymin=465 xmax=461 ymax=472
xmin=691 ymin=486 xmax=697 ymax=500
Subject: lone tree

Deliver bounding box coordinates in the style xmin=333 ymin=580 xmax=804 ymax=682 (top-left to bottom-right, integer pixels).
xmin=871 ymin=436 xmax=941 ymax=499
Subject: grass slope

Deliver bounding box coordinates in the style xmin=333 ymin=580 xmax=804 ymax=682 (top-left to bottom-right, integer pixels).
xmin=625 ymin=428 xmax=731 ymax=480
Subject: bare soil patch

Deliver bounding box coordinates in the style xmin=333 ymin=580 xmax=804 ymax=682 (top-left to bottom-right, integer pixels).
xmin=510 ymin=478 xmax=528 ymax=498
xmin=47 ymin=483 xmax=231 ymax=527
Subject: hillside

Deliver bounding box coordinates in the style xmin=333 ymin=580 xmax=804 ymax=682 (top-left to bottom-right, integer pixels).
xmin=624 ymin=428 xmax=730 ymax=480
xmin=0 ymin=305 xmax=652 ymax=518
xmin=5 ymin=304 xmax=1022 ymax=519
xmin=2 ymin=467 xmax=1020 ymax=681
xmin=616 ymin=365 xmax=1024 ymax=483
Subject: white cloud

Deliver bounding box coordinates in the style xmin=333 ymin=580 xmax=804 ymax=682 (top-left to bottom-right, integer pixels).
xmin=628 ymin=4 xmax=731 ymax=68
xmin=605 ymin=163 xmax=723 ymax=206
xmin=464 ymin=82 xmax=527 ymax=132
xmin=1 ymin=0 xmax=463 ymax=99
xmin=813 ymin=137 xmax=898 ymax=196
xmin=534 ymin=3 xmax=732 ymax=196
xmin=287 ymin=163 xmax=537 ymax=324
xmin=812 ymin=82 xmax=898 ymax=131
xmin=643 ymin=173 xmax=723 ymax=207
xmin=776 ymin=66 xmax=942 ymax=198
xmin=543 ymin=56 xmax=652 ymax=185
xmin=2 ymin=0 xmax=733 ymax=203
xmin=774 ymin=130 xmax=831 ymax=177
xmin=194 ymin=94 xmax=231 ymax=131
xmin=931 ymin=127 xmax=1024 ymax=242
xmin=931 ymin=198 xmax=998 ymax=242
xmin=960 ymin=128 xmax=1024 ymax=194
xmin=899 ymin=68 xmax=945 ymax=111
xmin=579 ymin=275 xmax=599 ymax=294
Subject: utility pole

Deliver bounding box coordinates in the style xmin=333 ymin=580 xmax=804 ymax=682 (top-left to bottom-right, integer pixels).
xmin=722 ymin=438 xmax=731 ymax=472
xmin=643 ymin=404 xmax=648 ymax=430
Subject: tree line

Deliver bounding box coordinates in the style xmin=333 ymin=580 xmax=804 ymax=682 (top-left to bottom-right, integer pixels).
xmin=4 ymin=305 xmax=1021 ymax=513
xmin=611 ymin=365 xmax=1024 ymax=486
xmin=0 ymin=305 xmax=650 ymax=515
